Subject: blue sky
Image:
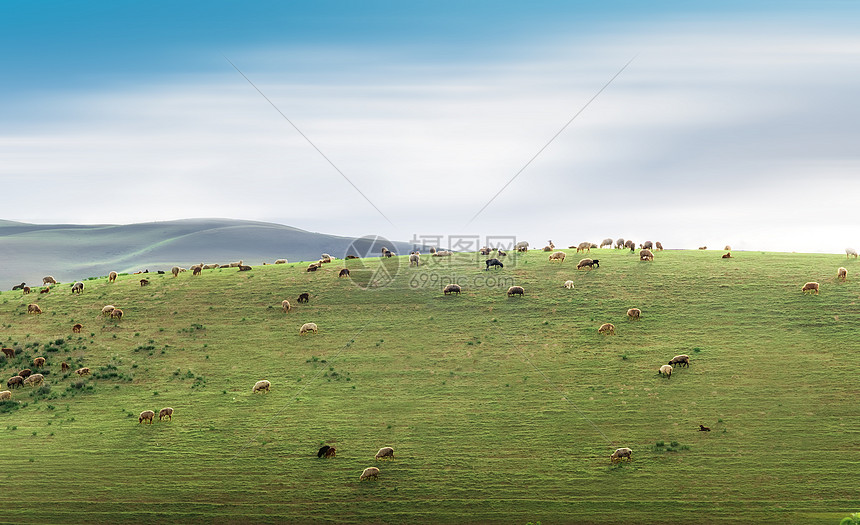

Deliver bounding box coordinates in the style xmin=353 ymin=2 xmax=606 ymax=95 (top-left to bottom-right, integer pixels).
xmin=2 ymin=1 xmax=860 ymax=252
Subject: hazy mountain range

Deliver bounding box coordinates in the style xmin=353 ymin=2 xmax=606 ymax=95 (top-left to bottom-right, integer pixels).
xmin=0 ymin=218 xmax=414 ymax=288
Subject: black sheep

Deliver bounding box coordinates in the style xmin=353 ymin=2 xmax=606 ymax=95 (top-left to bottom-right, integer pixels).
xmin=485 ymin=259 xmax=504 ymax=270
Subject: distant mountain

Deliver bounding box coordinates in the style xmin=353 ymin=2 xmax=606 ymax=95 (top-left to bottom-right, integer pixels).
xmin=0 ymin=218 xmax=414 ymax=288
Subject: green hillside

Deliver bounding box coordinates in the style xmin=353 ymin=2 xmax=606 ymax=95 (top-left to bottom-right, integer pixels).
xmin=0 ymin=249 xmax=858 ymax=524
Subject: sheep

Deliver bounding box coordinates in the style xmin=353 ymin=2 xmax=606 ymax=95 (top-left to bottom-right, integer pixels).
xmin=659 ymin=364 xmax=673 ymax=379
xmin=698 ymin=246 xmax=707 ymax=250
xmin=110 ymin=308 xmax=124 ymax=320
xmin=275 ymin=259 xmax=287 ymax=264
xmin=229 ymin=260 xmax=243 ymax=268
xmin=655 ymin=241 xmax=663 ymax=251
xmin=7 ymin=376 xmax=23 ymax=389
xmin=33 ymin=357 xmax=45 ymax=368
xmin=480 ymin=247 xmax=492 ymax=255
xmin=101 ymin=305 xmax=116 ymax=316
xmin=598 ymin=323 xmax=615 ymax=335
xmin=360 ymin=467 xmax=380 ymax=481
xmin=640 ymin=249 xmax=654 ymax=261
xmin=171 ymin=266 xmax=180 ymax=277
xmin=252 ymin=380 xmax=271 ymax=393
xmin=322 ymin=445 xmax=337 ymax=458
xmin=443 ymin=284 xmax=461 ymax=295
xmin=722 ymin=252 xmax=732 ymax=259
xmin=24 ymin=373 xmax=44 ymax=386
xmin=642 ymin=241 xmax=653 ymax=250
xmin=19 ymin=369 xmax=32 ymax=379
xmin=297 ymin=293 xmax=310 ymax=304
xmin=11 ymin=282 xmax=26 ymax=291
xmin=409 ymin=252 xmax=420 ymax=266
xmin=300 ymin=322 xmax=319 ymax=335
xmin=61 ymin=362 xmax=70 ymax=372
xmin=610 ymin=447 xmax=633 ymax=463
xmin=139 ymin=410 xmax=155 ymax=424
xmin=497 ymin=249 xmax=507 ymax=257
xmin=157 ymin=271 xmax=165 ymax=274
xmin=307 ymin=262 xmax=321 ymax=272
xmin=140 ymin=279 xmax=149 ymax=286
xmin=433 ymin=250 xmax=453 ymax=257
xmin=375 ymin=447 xmax=395 ymax=460
xmin=2 ymin=348 xmax=15 ymax=358
xmin=615 ymin=238 xmax=625 ymax=249
xmin=282 ymin=300 xmax=291 ymax=312
xmin=27 ymin=304 xmax=43 ymax=314
xmin=724 ymin=245 xmax=732 ymax=251
xmin=192 ymin=266 xmax=202 ymax=276
xmin=0 ymin=390 xmax=10 ymax=401
xmin=575 ymin=242 xmax=592 ymax=253
xmin=699 ymin=424 xmax=711 ymax=432
xmin=318 ymin=445 xmax=332 ymax=458
xmin=339 ymin=268 xmax=350 ymax=278
xmin=624 ymin=240 xmax=635 ymax=251
xmin=577 ymin=258 xmax=599 ymax=269
xmin=600 ymin=238 xmax=613 ymax=249
xmin=627 ymin=308 xmax=641 ymax=320
xmin=542 ymin=245 xmax=552 ymax=252
xmin=801 ymin=282 xmax=820 ymax=294
xmin=39 ymin=287 xmax=50 ymax=294
xmin=507 ymin=286 xmax=525 ymax=297
xmin=846 ymin=248 xmax=858 ymax=259
xmin=159 ymin=407 xmax=174 ymax=421
xmin=486 ymin=258 xmax=504 ymax=270
xmin=109 ymin=271 xmax=118 ymax=283
xmin=515 ymin=241 xmax=529 ymax=252
xmin=71 ymin=282 xmax=84 ymax=294
xmin=549 ymin=251 xmax=566 ymax=262
xmin=75 ymin=367 xmax=91 ymax=376
xmin=563 ymin=280 xmax=575 ymax=289
xmin=837 ymin=267 xmax=848 ymax=280
xmin=42 ymin=276 xmax=57 ymax=285
xmin=668 ymin=355 xmax=690 ymax=368
xmin=22 ymin=286 xmax=31 ymax=295
xmin=72 ymin=323 xmax=83 ymax=333
xmin=238 ymin=265 xmax=252 ymax=271
xmin=548 ymin=240 xmax=555 ymax=250
xmin=346 ymin=255 xmax=359 ymax=259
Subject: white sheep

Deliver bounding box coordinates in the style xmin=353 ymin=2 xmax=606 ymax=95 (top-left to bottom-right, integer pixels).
xmin=0 ymin=390 xmax=11 ymax=401
xmin=659 ymin=364 xmax=673 ymax=379
xmin=274 ymin=259 xmax=287 ymax=264
xmin=837 ymin=267 xmax=848 ymax=280
xmin=300 ymin=322 xmax=318 ymax=335
xmin=548 ymin=251 xmax=566 ymax=262
xmin=252 ymin=380 xmax=271 ymax=393
xmin=563 ymin=280 xmax=575 ymax=289
xmin=360 ymin=467 xmax=380 ymax=481
xmin=409 ymin=252 xmax=420 ymax=267
xmin=101 ymin=305 xmax=116 ymax=316
xmin=282 ymin=300 xmax=291 ymax=312
xmin=846 ymin=248 xmax=858 ymax=259
xmin=375 ymin=446 xmax=395 ymax=460
xmin=610 ymin=447 xmax=633 ymax=463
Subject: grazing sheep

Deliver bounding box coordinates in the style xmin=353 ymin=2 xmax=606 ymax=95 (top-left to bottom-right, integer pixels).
xmin=615 ymin=238 xmax=625 ymax=249
xmin=159 ymin=407 xmax=174 ymax=421
xmin=610 ymin=447 xmax=633 ymax=463
xmin=360 ymin=467 xmax=380 ymax=481
xmin=507 ymin=286 xmax=525 ymax=297
xmin=724 ymin=245 xmax=731 ymax=251
xmin=624 ymin=240 xmax=635 ymax=251
xmin=375 ymin=447 xmax=395 ymax=460
xmin=640 ymin=249 xmax=654 ymax=261
xmin=0 ymin=390 xmax=10 ymax=401
xmin=19 ymin=369 xmax=32 ymax=379
xmin=102 ymin=305 xmax=116 ymax=316
xmin=39 ymin=287 xmax=50 ymax=294
xmin=192 ymin=266 xmax=202 ymax=276
xmin=33 ymin=357 xmax=45 ymax=368
xmin=549 ymin=251 xmax=566 ymax=262
xmin=42 ymin=276 xmax=57 ymax=285
xmin=486 ymin=258 xmax=504 ymax=270
xmin=598 ymin=323 xmax=615 ymax=335
xmin=171 ymin=266 xmax=180 ymax=277
xmin=27 ymin=304 xmax=43 ymax=314
xmin=577 ymin=258 xmax=599 ymax=269
xmin=383 ymin=249 xmax=394 ymax=258
xmin=480 ymin=247 xmax=492 ymax=255
xmin=627 ymin=308 xmax=641 ymax=320
xmin=139 ymin=410 xmax=155 ymax=424
xmin=252 ymin=380 xmax=271 ymax=393
xmin=300 ymin=322 xmax=319 ymax=335
xmin=443 ymin=284 xmax=462 ymax=295
xmin=837 ymin=267 xmax=847 ymax=280
xmin=110 ymin=308 xmax=124 ymax=320
xmin=72 ymin=323 xmax=83 ymax=333
xmin=409 ymin=252 xmax=420 ymax=266
xmin=699 ymin=424 xmax=711 ymax=432
xmin=575 ymin=242 xmax=592 ymax=253
xmin=655 ymin=241 xmax=664 ymax=251
xmin=71 ymin=282 xmax=84 ymax=294
xmin=238 ymin=265 xmax=252 ymax=271
xmin=722 ymin=252 xmax=732 ymax=259
xmin=659 ymin=364 xmax=673 ymax=378
xmin=668 ymin=355 xmax=690 ymax=368
xmin=140 ymin=279 xmax=149 ymax=286
xmin=515 ymin=241 xmax=529 ymax=252
xmin=563 ymin=280 xmax=575 ymax=289
xmin=600 ymin=238 xmax=614 ymax=249
xmin=846 ymin=248 xmax=858 ymax=259
xmin=339 ymin=268 xmax=350 ymax=278
xmin=11 ymin=282 xmax=26 ymax=291
xmin=2 ymin=348 xmax=15 ymax=358
xmin=275 ymin=259 xmax=287 ymax=264
xmin=22 ymin=286 xmax=31 ymax=295
xmin=318 ymin=445 xmax=337 ymax=458
xmin=297 ymin=293 xmax=310 ymax=304
xmin=307 ymin=262 xmax=321 ymax=272
xmin=642 ymin=241 xmax=653 ymax=250
xmin=282 ymin=300 xmax=291 ymax=312
xmin=76 ymin=367 xmax=91 ymax=376
xmin=24 ymin=373 xmax=44 ymax=386
xmin=801 ymin=282 xmax=820 ymax=294
xmin=109 ymin=271 xmax=118 ymax=283
xmin=7 ymin=376 xmax=23 ymax=389
xmin=61 ymin=363 xmax=70 ymax=372
xmin=698 ymin=246 xmax=707 ymax=250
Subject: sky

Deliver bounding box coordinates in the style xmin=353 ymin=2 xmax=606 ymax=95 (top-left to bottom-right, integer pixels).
xmin=2 ymin=1 xmax=859 ymax=253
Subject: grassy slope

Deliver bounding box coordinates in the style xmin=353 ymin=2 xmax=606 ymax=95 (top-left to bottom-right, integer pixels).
xmin=0 ymin=249 xmax=858 ymax=524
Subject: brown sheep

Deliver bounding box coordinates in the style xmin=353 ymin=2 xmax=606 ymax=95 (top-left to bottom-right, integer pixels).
xmin=72 ymin=323 xmax=83 ymax=333
xmin=7 ymin=376 xmax=24 ymax=389
xmin=345 ymin=255 xmax=359 ymax=259
xmin=282 ymin=300 xmax=291 ymax=313
xmin=639 ymin=249 xmax=654 ymax=261
xmin=801 ymin=282 xmax=820 ymax=294
xmin=140 ymin=279 xmax=149 ymax=286
xmin=360 ymin=467 xmax=380 ymax=481
xmin=22 ymin=286 xmax=31 ymax=295
xmin=171 ymin=266 xmax=180 ymax=277
xmin=252 ymin=380 xmax=271 ymax=393
xmin=110 ymin=308 xmax=124 ymax=320
xmin=323 ymin=446 xmax=337 ymax=458
xmin=837 ymin=267 xmax=847 ymax=280
xmin=238 ymin=265 xmax=252 ymax=271
xmin=543 ymin=245 xmax=552 ymax=252
xmin=548 ymin=251 xmax=566 ymax=262
xmin=307 ymin=263 xmax=321 ymax=272
xmin=615 ymin=238 xmax=625 ymax=249
xmin=11 ymin=282 xmax=25 ymax=291
xmin=24 ymin=373 xmax=44 ymax=386
xmin=598 ymin=323 xmax=615 ymax=335
xmin=339 ymin=268 xmax=350 ymax=278
xmin=507 ymin=286 xmax=525 ymax=297
xmin=722 ymin=252 xmax=732 ymax=258
xmin=375 ymin=447 xmax=395 ymax=460
xmin=71 ymin=282 xmax=84 ymax=294
xmin=642 ymin=241 xmax=653 ymax=250
xmin=627 ymin=308 xmax=641 ymax=320
xmin=192 ymin=266 xmax=202 ymax=276
xmin=724 ymin=245 xmax=731 ymax=251
xmin=76 ymin=367 xmax=91 ymax=376
xmin=655 ymin=241 xmax=663 ymax=251
xmin=109 ymin=271 xmax=118 ymax=283
xmin=0 ymin=390 xmax=10 ymax=401
xmin=659 ymin=364 xmax=673 ymax=378
xmin=698 ymin=246 xmax=707 ymax=250
xmin=576 ymin=242 xmax=592 ymax=253
xmin=300 ymin=322 xmax=318 ymax=335
xmin=624 ymin=240 xmax=635 ymax=250
xmin=275 ymin=259 xmax=288 ymax=264
xmin=19 ymin=369 xmax=32 ymax=379
xmin=600 ymin=238 xmax=614 ymax=249
xmin=699 ymin=424 xmax=711 ymax=432
xmin=39 ymin=287 xmax=50 ymax=294
xmin=297 ymin=293 xmax=310 ymax=304
xmin=610 ymin=447 xmax=633 ymax=463
xmin=2 ymin=348 xmax=15 ymax=358
xmin=42 ymin=276 xmax=58 ymax=285
xmin=159 ymin=407 xmax=174 ymax=421
xmin=577 ymin=258 xmax=596 ymax=270
xmin=61 ymin=362 xmax=70 ymax=372
xmin=139 ymin=410 xmax=155 ymax=424
xmin=443 ymin=284 xmax=461 ymax=295
xmin=668 ymin=355 xmax=690 ymax=368
xmin=33 ymin=357 xmax=45 ymax=368
xmin=27 ymin=304 xmax=43 ymax=314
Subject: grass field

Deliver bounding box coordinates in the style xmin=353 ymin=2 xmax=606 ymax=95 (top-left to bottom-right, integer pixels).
xmin=0 ymin=248 xmax=858 ymax=524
